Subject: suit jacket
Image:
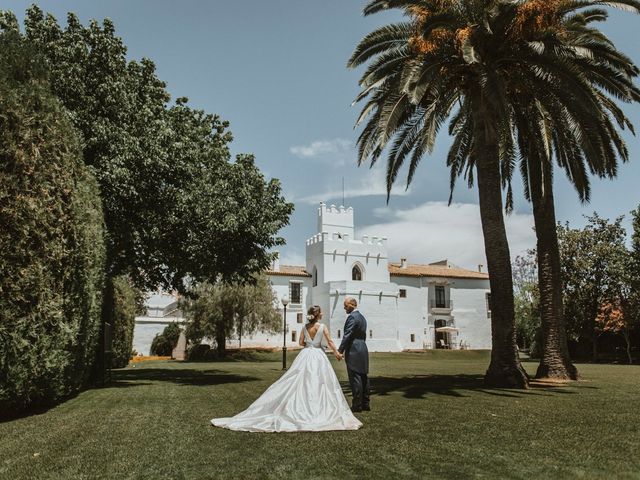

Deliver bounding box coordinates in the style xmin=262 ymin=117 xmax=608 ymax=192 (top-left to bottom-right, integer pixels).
xmin=338 ymin=310 xmax=369 ymax=374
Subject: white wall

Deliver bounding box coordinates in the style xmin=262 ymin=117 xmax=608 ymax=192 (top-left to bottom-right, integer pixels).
xmin=449 ymin=278 xmax=492 ymax=349
xmin=393 ymin=276 xmax=430 ymax=349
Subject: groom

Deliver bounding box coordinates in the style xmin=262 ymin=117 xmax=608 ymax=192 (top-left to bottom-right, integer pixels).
xmin=338 ymin=297 xmax=370 ymax=412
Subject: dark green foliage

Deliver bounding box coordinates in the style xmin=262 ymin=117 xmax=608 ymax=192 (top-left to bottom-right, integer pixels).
xmin=151 ymin=323 xmax=182 ymax=357
xmin=558 ymin=214 xmax=638 ymax=361
xmin=162 ymin=322 xmax=182 ymax=352
xmin=109 ymin=276 xmax=144 ymax=368
xmin=0 ymin=31 xmax=105 ymax=410
xmin=10 ymin=6 xmax=293 ymax=292
xmin=186 ymin=344 xmax=211 ymax=361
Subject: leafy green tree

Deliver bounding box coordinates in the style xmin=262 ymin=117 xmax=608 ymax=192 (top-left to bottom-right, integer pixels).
xmin=11 ymin=6 xmax=293 ymax=291
xmin=593 ymin=206 xmax=640 ymax=363
xmin=558 ymin=214 xmax=628 ymax=360
xmin=182 ymin=275 xmax=281 ymax=357
xmin=0 ymin=30 xmax=105 ymax=410
xmin=512 ymin=253 xmax=541 ymax=354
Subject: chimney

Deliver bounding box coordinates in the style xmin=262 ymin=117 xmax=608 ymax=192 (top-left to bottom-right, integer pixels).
xmin=272 ymin=252 xmax=280 ymax=272
xmin=400 ymin=257 xmax=407 ymax=269
xmin=478 ymin=264 xmax=483 ymax=273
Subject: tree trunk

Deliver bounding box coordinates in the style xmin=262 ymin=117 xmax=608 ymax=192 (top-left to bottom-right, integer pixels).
xmin=623 ymin=330 xmax=632 ymax=364
xmin=471 ymin=94 xmax=529 ymax=389
xmin=591 ymin=313 xmax=599 ymax=362
xmin=529 ymin=155 xmax=578 ymax=380
xmin=215 ymin=322 xmax=226 ymax=357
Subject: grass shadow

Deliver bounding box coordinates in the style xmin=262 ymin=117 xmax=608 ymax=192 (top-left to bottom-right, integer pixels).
xmin=111 ymin=367 xmax=259 ymax=387
xmin=348 ymin=374 xmax=586 ymax=400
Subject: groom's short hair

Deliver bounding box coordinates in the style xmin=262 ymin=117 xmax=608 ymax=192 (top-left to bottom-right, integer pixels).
xmin=345 ymin=297 xmax=357 ymax=308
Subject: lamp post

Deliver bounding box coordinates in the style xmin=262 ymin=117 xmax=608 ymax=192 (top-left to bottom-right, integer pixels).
xmin=281 ymin=295 xmax=289 ymax=370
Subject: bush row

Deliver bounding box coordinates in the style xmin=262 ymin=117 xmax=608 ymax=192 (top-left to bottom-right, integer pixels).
xmin=0 ymin=34 xmax=106 ymax=411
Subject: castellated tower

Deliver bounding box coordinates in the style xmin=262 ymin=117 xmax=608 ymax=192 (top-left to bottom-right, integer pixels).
xmin=305 ymin=202 xmax=401 ymax=351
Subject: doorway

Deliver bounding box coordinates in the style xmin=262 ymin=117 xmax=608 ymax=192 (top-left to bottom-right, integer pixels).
xmin=434 ymin=319 xmax=449 ymax=349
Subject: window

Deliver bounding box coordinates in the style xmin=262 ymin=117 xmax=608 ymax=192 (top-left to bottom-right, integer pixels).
xmin=312 ymin=266 xmax=318 ymax=287
xmin=410 ymin=334 xmax=415 ymax=342
xmin=435 ymin=285 xmax=446 ymax=308
xmin=337 ymin=330 xmax=341 ymax=338
xmin=369 ymin=330 xmax=373 ymax=339
xmin=352 ymin=264 xmax=362 ymax=281
xmin=291 ymin=331 xmax=297 ymax=342
xmin=486 ymin=292 xmax=492 ymax=318
xmin=399 ymin=289 xmax=407 ymax=298
xmin=290 ymin=282 xmax=302 ymax=304
xmin=296 ymin=313 xmax=303 ymax=323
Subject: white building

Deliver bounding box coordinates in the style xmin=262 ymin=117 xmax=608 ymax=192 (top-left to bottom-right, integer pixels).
xmin=132 ymin=292 xmax=183 ymax=356
xmin=132 ymin=202 xmax=492 ymax=354
xmin=230 ymin=202 xmax=492 ymax=352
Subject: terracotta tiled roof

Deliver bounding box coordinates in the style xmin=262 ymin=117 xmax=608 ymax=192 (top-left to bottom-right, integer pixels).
xmin=266 ymin=263 xmax=488 ymax=280
xmin=389 ymin=262 xmax=489 ymax=280
xmin=266 ymin=265 xmax=312 ymax=277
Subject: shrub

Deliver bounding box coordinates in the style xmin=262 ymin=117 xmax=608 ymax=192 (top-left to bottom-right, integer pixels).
xmin=150 ymin=323 xmax=182 ymax=357
xmin=0 ymin=32 xmax=106 ymax=412
xmin=109 ymin=277 xmax=144 ymax=368
xmin=186 ymin=344 xmax=211 ymax=361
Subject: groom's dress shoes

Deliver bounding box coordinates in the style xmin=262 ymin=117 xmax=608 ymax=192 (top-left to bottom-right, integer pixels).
xmin=362 ymin=405 xmax=371 ymax=411
xmin=351 ymin=406 xmax=362 ymax=413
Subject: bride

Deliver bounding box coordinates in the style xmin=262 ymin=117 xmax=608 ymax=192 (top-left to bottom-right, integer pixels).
xmin=211 ymin=305 xmax=362 ymax=432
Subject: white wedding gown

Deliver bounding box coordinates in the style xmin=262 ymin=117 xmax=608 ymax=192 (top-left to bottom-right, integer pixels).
xmin=211 ymin=323 xmax=362 ymax=432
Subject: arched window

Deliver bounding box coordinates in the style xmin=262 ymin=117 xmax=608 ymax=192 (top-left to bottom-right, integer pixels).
xmin=352 ymin=264 xmax=363 ymax=281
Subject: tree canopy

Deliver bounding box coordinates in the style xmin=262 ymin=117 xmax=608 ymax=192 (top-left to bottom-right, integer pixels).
xmin=1 ymin=6 xmax=293 ymax=292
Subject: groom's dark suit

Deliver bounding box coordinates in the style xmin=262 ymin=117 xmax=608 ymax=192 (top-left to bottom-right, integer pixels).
xmin=338 ymin=309 xmax=370 ymax=411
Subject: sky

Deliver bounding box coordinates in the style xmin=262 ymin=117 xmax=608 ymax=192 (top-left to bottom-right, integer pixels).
xmin=6 ymin=1 xmax=640 ymax=271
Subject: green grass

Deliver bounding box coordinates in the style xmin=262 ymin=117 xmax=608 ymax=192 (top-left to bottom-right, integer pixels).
xmin=1 ymin=351 xmax=639 ymax=479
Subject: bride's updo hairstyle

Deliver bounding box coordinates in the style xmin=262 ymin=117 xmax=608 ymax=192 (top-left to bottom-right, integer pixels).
xmin=306 ymin=305 xmax=321 ymax=323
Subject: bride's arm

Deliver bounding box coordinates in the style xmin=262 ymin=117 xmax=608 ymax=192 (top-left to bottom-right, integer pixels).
xmin=323 ymin=327 xmax=343 ymax=360
xmin=298 ymin=327 xmax=305 ymax=347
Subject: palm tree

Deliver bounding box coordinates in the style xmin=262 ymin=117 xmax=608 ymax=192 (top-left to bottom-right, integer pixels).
xmin=466 ymin=2 xmax=638 ymax=379
xmin=349 ymin=0 xmax=639 ymax=387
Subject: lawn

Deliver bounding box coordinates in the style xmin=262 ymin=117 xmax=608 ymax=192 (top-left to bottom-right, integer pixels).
xmin=1 ymin=351 xmax=639 ymax=480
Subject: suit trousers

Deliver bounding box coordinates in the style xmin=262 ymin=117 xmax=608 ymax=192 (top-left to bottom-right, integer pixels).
xmin=347 ymin=368 xmax=370 ymax=409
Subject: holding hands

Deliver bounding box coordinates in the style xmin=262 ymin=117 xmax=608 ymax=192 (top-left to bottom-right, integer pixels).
xmin=334 ymin=351 xmax=344 ymax=361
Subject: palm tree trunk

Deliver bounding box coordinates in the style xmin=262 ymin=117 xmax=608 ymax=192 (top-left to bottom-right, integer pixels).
xmin=529 ymin=155 xmax=578 ymax=380
xmin=471 ymin=95 xmax=529 ymax=389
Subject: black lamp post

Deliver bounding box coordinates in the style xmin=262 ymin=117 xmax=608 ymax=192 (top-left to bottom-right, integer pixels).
xmin=281 ymin=295 xmax=289 ymax=370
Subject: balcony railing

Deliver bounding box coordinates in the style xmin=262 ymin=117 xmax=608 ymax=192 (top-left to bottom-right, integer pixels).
xmin=430 ymin=299 xmax=453 ymax=309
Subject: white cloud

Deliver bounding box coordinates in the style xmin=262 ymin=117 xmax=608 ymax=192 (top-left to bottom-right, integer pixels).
xmin=360 ymin=201 xmax=535 ymax=271
xmin=300 ymin=163 xmax=412 ymax=204
xmin=290 ymin=138 xmax=352 ymax=159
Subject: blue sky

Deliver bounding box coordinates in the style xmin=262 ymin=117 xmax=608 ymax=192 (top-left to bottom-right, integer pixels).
xmin=6 ymin=1 xmax=640 ymax=270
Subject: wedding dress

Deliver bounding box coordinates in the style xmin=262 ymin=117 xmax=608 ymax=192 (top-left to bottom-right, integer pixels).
xmin=211 ymin=323 xmax=362 ymax=432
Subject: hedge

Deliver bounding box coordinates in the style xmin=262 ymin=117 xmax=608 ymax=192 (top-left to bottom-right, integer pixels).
xmin=109 ymin=276 xmax=143 ymax=369
xmin=0 ymin=33 xmax=106 ymax=412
